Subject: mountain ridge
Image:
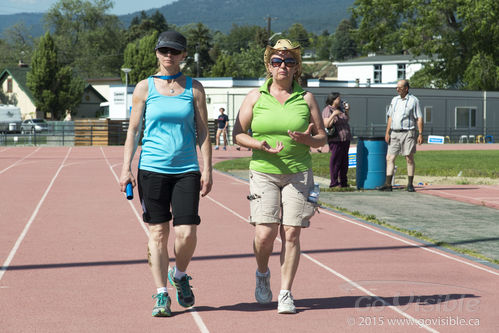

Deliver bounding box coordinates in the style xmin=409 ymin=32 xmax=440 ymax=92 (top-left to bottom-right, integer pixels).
xmin=0 ymin=0 xmax=355 ymax=38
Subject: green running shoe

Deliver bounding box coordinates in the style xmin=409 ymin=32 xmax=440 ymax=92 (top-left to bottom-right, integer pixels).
xmin=152 ymin=292 xmax=172 ymax=317
xmin=168 ymin=267 xmax=195 ymax=307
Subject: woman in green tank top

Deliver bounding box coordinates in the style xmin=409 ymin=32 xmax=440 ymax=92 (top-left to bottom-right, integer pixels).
xmin=233 ymin=39 xmax=326 ymax=314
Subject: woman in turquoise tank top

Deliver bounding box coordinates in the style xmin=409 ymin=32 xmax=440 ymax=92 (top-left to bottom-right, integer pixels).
xmin=119 ymin=31 xmax=212 ymax=317
xmin=233 ymin=39 xmax=327 ymax=314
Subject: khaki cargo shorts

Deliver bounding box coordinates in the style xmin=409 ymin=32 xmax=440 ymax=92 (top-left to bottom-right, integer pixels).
xmin=388 ymin=130 xmax=417 ymax=156
xmin=248 ymin=169 xmax=316 ymax=228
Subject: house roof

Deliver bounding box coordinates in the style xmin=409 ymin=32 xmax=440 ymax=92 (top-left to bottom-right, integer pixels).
xmin=302 ymin=61 xmax=337 ymax=79
xmin=86 ymin=77 xmax=122 ymax=85
xmin=334 ymin=54 xmax=430 ymax=66
xmin=1 ymin=67 xmax=106 ymax=102
xmin=84 ymin=83 xmax=107 ymax=102
xmin=0 ymin=67 xmax=35 ymax=102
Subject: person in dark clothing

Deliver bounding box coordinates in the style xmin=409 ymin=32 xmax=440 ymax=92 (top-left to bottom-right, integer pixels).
xmin=215 ymin=107 xmax=229 ymax=150
xmin=322 ymin=92 xmax=352 ymax=188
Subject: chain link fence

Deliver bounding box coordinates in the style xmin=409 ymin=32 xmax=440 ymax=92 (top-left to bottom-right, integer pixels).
xmin=1 ymin=121 xmax=496 ymax=146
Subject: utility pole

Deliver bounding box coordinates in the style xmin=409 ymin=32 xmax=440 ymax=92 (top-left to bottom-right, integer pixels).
xmin=194 ymin=44 xmax=200 ymax=77
xmin=265 ymin=16 xmax=278 ymax=43
xmin=121 ymin=67 xmax=131 ymax=118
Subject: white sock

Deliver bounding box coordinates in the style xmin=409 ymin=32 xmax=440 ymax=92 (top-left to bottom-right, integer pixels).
xmin=256 ymin=269 xmax=270 ymax=277
xmin=279 ymin=290 xmax=291 ymax=296
xmin=174 ymin=267 xmax=186 ymax=280
xmin=157 ymin=287 xmax=168 ymax=294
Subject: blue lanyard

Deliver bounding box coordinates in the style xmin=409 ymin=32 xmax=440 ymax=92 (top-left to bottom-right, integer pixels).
xmin=152 ymin=72 xmax=182 ymax=80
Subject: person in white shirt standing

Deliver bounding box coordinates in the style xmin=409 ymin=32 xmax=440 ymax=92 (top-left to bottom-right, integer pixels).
xmin=377 ymin=79 xmax=423 ymax=192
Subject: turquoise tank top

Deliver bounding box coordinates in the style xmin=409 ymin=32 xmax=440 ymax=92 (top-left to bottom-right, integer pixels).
xmin=138 ymin=76 xmax=199 ymax=174
xmin=250 ymin=78 xmax=312 ymax=174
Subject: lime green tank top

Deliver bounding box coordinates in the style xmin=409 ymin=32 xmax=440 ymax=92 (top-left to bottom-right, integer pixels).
xmin=250 ymin=78 xmax=312 ymax=174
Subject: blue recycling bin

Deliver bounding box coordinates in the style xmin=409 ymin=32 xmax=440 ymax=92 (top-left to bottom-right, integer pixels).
xmin=356 ymin=137 xmax=387 ymax=189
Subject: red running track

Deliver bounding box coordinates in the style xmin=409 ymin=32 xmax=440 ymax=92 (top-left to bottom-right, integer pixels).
xmin=0 ymin=146 xmax=498 ymax=332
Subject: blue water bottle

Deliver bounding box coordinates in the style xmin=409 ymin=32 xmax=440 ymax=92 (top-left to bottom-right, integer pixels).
xmin=308 ymin=183 xmax=320 ymax=203
xmin=126 ymin=183 xmax=133 ymax=200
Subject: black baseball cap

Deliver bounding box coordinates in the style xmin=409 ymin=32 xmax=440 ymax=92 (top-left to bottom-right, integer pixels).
xmin=155 ymin=30 xmax=187 ymax=51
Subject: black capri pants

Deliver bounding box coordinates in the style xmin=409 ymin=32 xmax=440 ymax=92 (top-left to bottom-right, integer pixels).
xmin=138 ymin=169 xmax=201 ymax=225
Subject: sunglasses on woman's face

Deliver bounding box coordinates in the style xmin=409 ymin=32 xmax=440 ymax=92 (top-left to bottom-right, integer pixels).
xmin=270 ymin=57 xmax=297 ymax=68
xmin=157 ymin=47 xmax=182 ymax=55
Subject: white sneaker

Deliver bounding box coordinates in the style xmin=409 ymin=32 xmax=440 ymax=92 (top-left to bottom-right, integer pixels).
xmin=278 ymin=291 xmax=296 ymax=314
xmin=255 ymin=270 xmax=272 ymax=304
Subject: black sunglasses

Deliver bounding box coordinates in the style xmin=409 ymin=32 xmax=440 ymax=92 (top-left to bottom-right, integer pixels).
xmin=157 ymin=47 xmax=182 ymax=55
xmin=270 ymin=57 xmax=297 ymax=68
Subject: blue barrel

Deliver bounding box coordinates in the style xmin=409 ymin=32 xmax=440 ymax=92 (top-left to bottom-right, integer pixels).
xmin=356 ymin=137 xmax=387 ymax=189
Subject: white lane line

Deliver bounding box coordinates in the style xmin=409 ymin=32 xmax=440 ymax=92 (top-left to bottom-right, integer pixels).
xmin=206 ymin=195 xmax=248 ymax=222
xmin=319 ymin=209 xmax=499 ymax=277
xmin=205 ymin=192 xmax=438 ymax=332
xmin=100 ymin=147 xmax=149 ymax=236
xmin=0 ymin=147 xmax=71 ymax=282
xmin=100 ymin=147 xmax=209 ymax=333
xmin=215 ymin=170 xmax=499 ymax=276
xmin=189 ymin=310 xmax=210 ymax=333
xmin=302 ymin=252 xmax=439 ymax=332
xmin=0 ymin=147 xmax=41 ymax=175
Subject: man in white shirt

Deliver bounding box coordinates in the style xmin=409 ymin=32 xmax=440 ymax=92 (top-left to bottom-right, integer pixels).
xmin=377 ymin=79 xmax=423 ymax=192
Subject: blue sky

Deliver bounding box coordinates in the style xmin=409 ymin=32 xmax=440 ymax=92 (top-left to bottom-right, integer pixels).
xmin=1 ymin=0 xmax=176 ymax=15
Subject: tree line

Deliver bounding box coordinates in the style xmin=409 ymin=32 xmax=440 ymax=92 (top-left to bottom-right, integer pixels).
xmin=0 ymin=0 xmax=497 ymax=120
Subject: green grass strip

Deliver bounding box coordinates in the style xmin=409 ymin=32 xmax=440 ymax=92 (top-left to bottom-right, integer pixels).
xmin=311 ymin=150 xmax=499 ymax=179
xmin=214 ymin=150 xmax=499 ymax=179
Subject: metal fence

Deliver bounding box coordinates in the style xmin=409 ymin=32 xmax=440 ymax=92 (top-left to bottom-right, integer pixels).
xmin=0 ymin=121 xmax=127 ymax=147
xmin=1 ymin=122 xmax=75 ymax=146
xmin=1 ymin=121 xmax=496 ymax=146
xmin=350 ymin=125 xmax=497 ymax=143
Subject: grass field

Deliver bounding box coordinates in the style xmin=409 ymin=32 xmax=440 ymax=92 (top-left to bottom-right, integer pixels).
xmin=214 ymin=150 xmax=499 ymax=180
